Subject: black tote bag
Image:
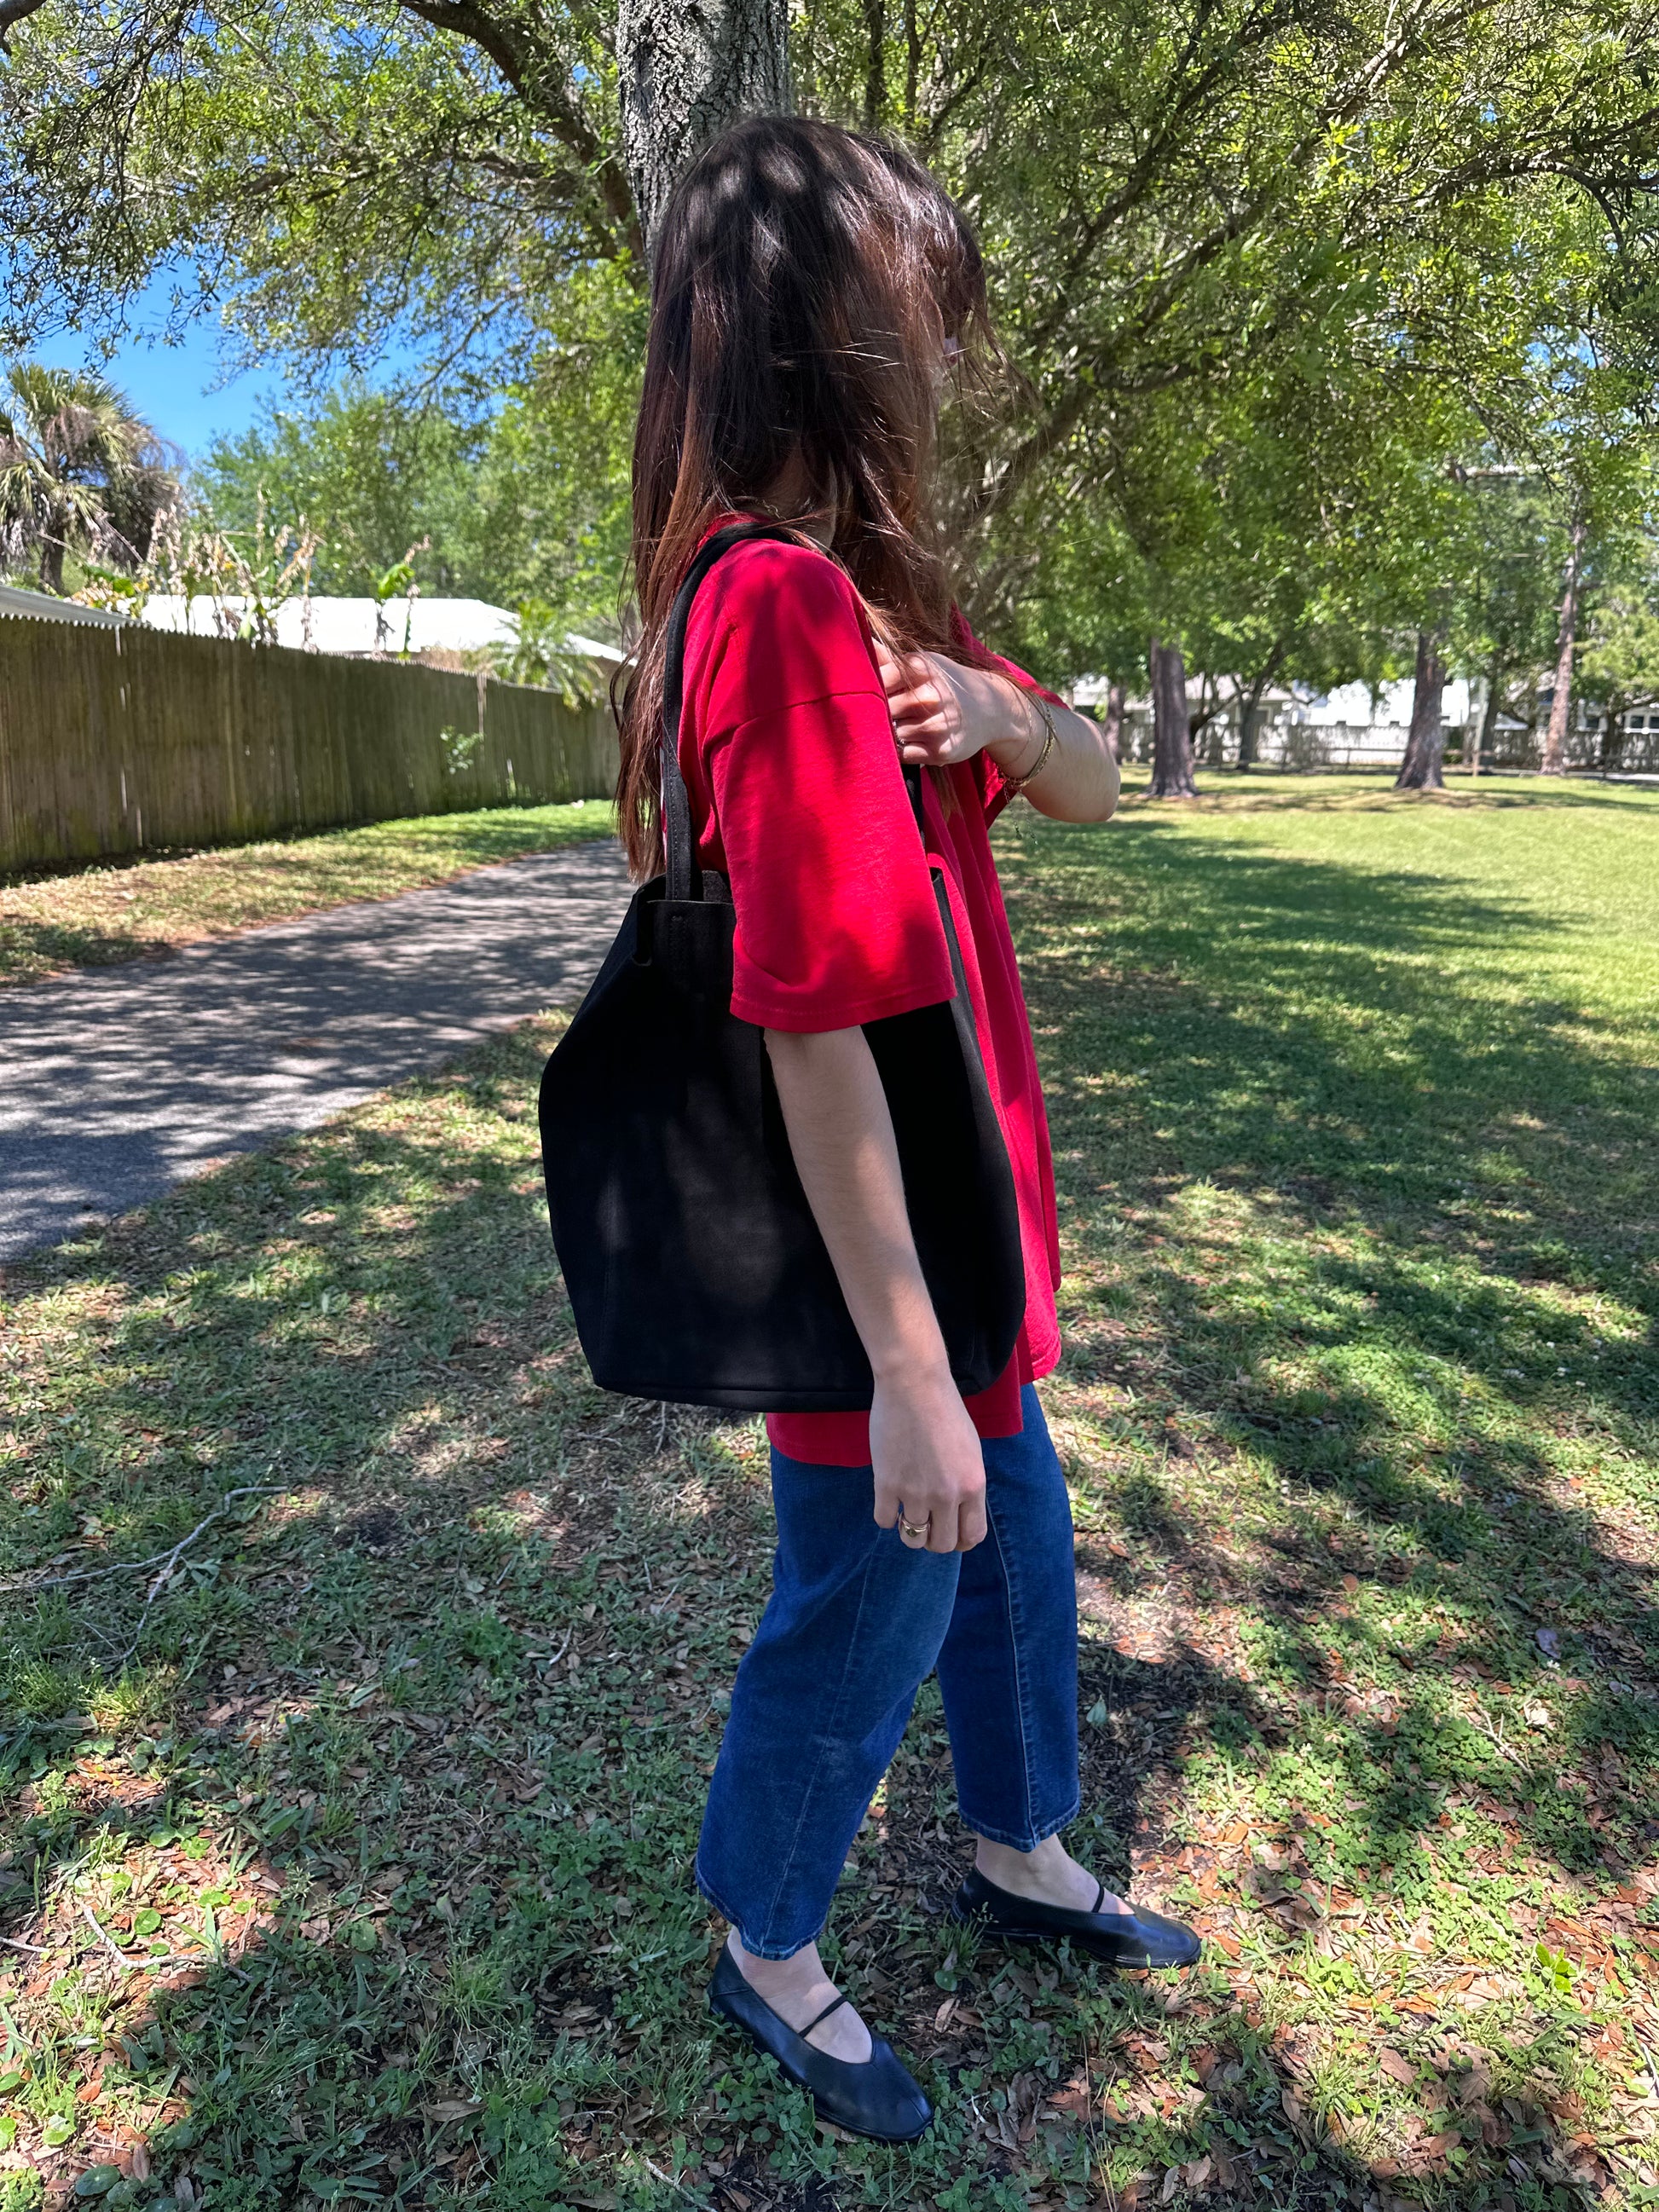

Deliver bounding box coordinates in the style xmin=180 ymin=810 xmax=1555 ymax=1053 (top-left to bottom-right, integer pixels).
xmin=538 ymin=520 xmax=1026 ymax=1411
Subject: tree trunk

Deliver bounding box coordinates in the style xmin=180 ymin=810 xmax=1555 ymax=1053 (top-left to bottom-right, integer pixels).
xmin=1148 ymin=638 xmax=1197 ymax=797
xmin=1236 ymin=686 xmax=1263 ymax=770
xmin=1100 ymin=680 xmax=1124 ymax=765
xmin=1235 ymin=645 xmax=1284 ymax=770
xmin=616 ymin=0 xmax=791 ymax=263
xmin=1473 ymin=649 xmax=1502 ymax=777
xmin=1599 ymin=695 xmax=1625 ymax=776
xmin=861 ymin=0 xmax=885 ymax=124
xmin=1540 ymin=517 xmax=1587 ymax=776
xmin=1197 ymin=674 xmax=1227 ymax=768
xmin=39 ymin=529 xmax=65 ymax=594
xmin=1395 ymin=631 xmax=1448 ymax=790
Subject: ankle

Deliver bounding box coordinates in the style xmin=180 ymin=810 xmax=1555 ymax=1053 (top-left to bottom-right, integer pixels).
xmin=724 ymin=1931 xmax=872 ymax=2062
xmin=976 ymin=1834 xmax=1063 ymax=1886
xmin=974 ymin=1835 xmax=1115 ymax=1912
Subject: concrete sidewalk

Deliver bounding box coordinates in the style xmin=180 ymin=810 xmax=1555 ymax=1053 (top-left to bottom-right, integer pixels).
xmin=0 ymin=843 xmax=630 ymax=1262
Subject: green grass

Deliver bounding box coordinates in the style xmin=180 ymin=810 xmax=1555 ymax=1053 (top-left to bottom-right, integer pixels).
xmin=0 ymin=770 xmax=1655 ymax=2212
xmin=0 ymin=801 xmax=616 ymax=989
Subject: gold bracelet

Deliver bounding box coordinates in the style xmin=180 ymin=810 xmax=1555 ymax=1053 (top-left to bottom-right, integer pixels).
xmin=1003 ymin=691 xmax=1058 ymax=797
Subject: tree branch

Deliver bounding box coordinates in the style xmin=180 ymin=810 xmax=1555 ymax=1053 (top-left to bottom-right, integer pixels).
xmin=0 ymin=0 xmax=48 ymax=49
xmin=391 ymin=0 xmax=642 ymax=256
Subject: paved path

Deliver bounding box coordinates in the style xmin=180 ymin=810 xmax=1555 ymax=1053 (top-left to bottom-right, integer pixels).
xmin=0 ymin=844 xmax=630 ymax=1262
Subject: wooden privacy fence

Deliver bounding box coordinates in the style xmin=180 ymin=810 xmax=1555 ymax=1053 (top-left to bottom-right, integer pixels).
xmin=0 ymin=615 xmax=620 ymax=873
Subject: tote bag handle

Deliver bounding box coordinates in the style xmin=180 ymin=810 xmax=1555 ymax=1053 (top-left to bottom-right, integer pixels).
xmin=657 ymin=521 xmax=928 ymax=904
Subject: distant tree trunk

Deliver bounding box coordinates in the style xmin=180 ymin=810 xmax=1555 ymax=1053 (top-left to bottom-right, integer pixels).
xmin=1395 ymin=631 xmax=1448 ymax=789
xmin=1100 ymin=680 xmax=1124 ymax=765
xmin=1148 ymin=638 xmax=1198 ymax=797
xmin=1235 ymin=644 xmax=1284 ymax=771
xmin=39 ymin=527 xmax=65 ymax=594
xmin=1473 ymin=649 xmax=1503 ymax=777
xmin=1235 ymin=682 xmax=1265 ymax=770
xmin=861 ymin=0 xmax=885 ymax=124
xmin=616 ymin=0 xmax=791 ymax=263
xmin=1540 ymin=517 xmax=1587 ymax=776
xmin=1197 ymin=675 xmax=1227 ymax=768
xmin=1598 ymin=693 xmax=1627 ymax=775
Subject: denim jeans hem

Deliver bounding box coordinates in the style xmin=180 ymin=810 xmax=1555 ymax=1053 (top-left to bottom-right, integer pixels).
xmin=957 ymin=1789 xmax=1081 ymax=1853
xmin=695 ymin=1856 xmax=824 ymax=1962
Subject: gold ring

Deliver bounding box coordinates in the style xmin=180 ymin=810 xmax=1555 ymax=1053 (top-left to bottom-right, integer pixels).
xmin=899 ymin=1513 xmax=931 ymax=1542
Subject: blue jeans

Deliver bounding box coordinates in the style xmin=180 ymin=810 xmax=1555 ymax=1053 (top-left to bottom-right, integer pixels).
xmin=697 ymin=1385 xmax=1080 ymax=1958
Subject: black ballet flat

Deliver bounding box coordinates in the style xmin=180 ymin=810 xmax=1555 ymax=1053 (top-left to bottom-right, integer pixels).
xmin=952 ymin=1868 xmax=1201 ymax=1969
xmin=708 ymin=1946 xmax=934 ymax=2143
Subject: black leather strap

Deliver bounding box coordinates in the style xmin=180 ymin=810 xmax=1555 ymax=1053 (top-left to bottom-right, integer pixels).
xmin=661 ymin=520 xmax=802 ymax=902
xmin=659 ymin=519 xmax=929 ymax=899
xmin=801 ymin=1991 xmax=850 ymax=2038
xmin=903 ymin=759 xmax=926 ymax=838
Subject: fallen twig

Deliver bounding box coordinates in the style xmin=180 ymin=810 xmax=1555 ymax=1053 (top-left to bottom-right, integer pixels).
xmin=23 ymin=1487 xmax=284 ymax=1667
xmin=81 ymin=1902 xmax=134 ymax=1972
xmin=9 ymin=1487 xmax=281 ymax=1597
xmin=642 ymin=2157 xmax=708 ymax=2208
xmin=3 ymin=1486 xmax=283 ymax=1592
xmin=0 ymin=1935 xmax=49 ymax=1954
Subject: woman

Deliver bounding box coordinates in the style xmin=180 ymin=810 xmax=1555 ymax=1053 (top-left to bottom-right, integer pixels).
xmin=617 ymin=117 xmax=1199 ymax=2145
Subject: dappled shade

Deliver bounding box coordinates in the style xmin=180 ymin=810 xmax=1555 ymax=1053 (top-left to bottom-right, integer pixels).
xmin=1 ymin=775 xmax=1655 ymax=2209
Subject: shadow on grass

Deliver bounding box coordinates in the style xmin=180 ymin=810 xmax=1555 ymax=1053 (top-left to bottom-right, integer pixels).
xmin=0 ymin=793 xmax=1653 ymax=2208
xmin=0 ymin=915 xmax=170 ymax=979
xmin=1117 ymin=773 xmax=1656 ymax=815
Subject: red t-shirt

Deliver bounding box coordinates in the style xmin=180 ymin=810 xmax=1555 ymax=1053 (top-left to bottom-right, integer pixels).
xmin=676 ymin=533 xmax=1062 ymax=1466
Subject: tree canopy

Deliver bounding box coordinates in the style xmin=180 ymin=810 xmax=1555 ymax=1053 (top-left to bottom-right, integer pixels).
xmin=8 ymin=0 xmax=1659 ymax=710
xmin=0 ymin=363 xmax=178 ymax=592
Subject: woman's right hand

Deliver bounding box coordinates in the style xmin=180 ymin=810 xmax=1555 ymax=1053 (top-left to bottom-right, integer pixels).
xmin=870 ymin=1366 xmax=988 ymax=1553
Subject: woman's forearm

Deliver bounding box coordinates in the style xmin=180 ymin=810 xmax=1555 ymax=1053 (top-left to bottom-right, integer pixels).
xmin=762 ymin=1025 xmax=951 ymax=1383
xmin=985 ymin=684 xmax=1120 ymax=823
xmin=763 ymin=1023 xmax=988 ymax=1552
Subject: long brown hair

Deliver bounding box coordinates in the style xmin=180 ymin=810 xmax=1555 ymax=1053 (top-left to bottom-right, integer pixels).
xmin=615 ymin=115 xmax=992 ymax=876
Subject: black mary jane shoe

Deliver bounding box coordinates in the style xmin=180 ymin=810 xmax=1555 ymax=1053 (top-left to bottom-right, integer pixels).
xmin=952 ymin=1867 xmax=1200 ymax=1969
xmin=708 ymin=1946 xmax=933 ymax=2144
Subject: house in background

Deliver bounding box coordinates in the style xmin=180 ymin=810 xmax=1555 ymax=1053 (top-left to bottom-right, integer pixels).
xmin=138 ymin=595 xmax=624 ymax=669
xmin=0 ymin=580 xmax=129 ymax=628
xmin=1085 ymin=669 xmax=1658 ymax=773
xmin=1098 ymin=673 xmax=1476 ymax=769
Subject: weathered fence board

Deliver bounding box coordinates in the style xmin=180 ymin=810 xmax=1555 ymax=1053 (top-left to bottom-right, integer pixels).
xmin=0 ymin=619 xmax=618 ymax=873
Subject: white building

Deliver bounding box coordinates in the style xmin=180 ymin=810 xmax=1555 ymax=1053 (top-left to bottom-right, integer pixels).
xmin=138 ymin=594 xmax=622 ymax=665
xmin=0 ymin=580 xmax=128 ymax=628
xmin=1098 ymin=673 xmax=1477 ymax=769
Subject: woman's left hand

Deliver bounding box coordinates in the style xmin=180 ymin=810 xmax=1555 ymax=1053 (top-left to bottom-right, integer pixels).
xmin=876 ymin=643 xmax=1026 ymax=769
xmin=876 ymin=638 xmax=1121 ymax=823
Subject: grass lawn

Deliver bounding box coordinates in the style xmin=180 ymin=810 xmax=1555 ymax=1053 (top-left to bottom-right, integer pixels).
xmin=0 ymin=803 xmax=616 ymax=990
xmin=1 ymin=771 xmax=1655 ymax=2212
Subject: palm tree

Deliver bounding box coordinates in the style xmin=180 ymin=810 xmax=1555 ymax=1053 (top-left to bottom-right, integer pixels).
xmin=0 ymin=364 xmax=179 ymax=592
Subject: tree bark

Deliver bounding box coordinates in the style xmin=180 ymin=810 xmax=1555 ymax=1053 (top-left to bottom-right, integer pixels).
xmin=1234 ymin=645 xmax=1285 ymax=770
xmin=1472 ymin=649 xmax=1503 ymax=776
xmin=1395 ymin=630 xmax=1448 ymax=789
xmin=1540 ymin=517 xmax=1587 ymax=776
xmin=1100 ymin=680 xmax=1124 ymax=765
xmin=861 ymin=0 xmax=886 ymax=125
xmin=1238 ymin=684 xmax=1273 ymax=768
xmin=1148 ymin=638 xmax=1198 ymax=798
xmin=1598 ymin=693 xmax=1626 ymax=775
xmin=616 ymin=0 xmax=791 ymax=263
xmin=1196 ymin=673 xmax=1226 ymax=768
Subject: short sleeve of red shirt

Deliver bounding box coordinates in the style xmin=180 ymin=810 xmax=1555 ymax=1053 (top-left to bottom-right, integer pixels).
xmin=678 ymin=539 xmax=956 ymax=1031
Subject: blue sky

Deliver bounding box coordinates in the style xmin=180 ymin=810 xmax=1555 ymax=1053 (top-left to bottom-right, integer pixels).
xmin=33 ymin=274 xmax=284 ymax=465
